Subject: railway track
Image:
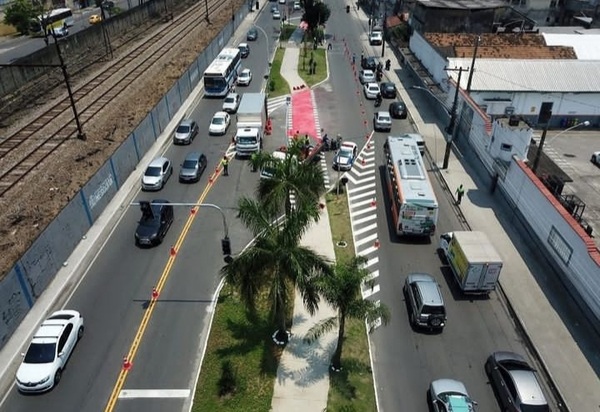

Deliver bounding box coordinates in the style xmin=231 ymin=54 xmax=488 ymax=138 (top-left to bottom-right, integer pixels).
xmin=0 ymin=0 xmax=229 ymax=198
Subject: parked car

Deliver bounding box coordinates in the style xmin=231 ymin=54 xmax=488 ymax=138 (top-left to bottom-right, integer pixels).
xmin=359 ymin=69 xmax=375 ymax=84
xmin=237 ymin=68 xmax=253 ymax=86
xmin=246 ymin=27 xmax=258 ymax=41
xmin=332 ymin=142 xmax=358 ymax=171
xmin=403 ymin=273 xmax=446 ymax=331
xmin=363 ymin=82 xmax=380 ymax=100
xmin=374 ymin=111 xmax=392 ymax=132
xmin=271 ymin=4 xmax=278 ymax=12
xmin=428 ymin=379 xmax=477 ymax=412
xmin=380 ymin=82 xmax=397 ymax=98
xmin=485 ymin=351 xmax=550 ymax=412
xmin=369 ymin=31 xmax=383 ymax=45
xmin=88 ymin=14 xmax=102 ymax=24
xmin=279 ymin=0 xmax=286 ymax=4
xmin=173 ymin=119 xmax=198 ymax=145
xmin=141 ymin=157 xmax=173 ymax=191
xmin=591 ymin=151 xmax=600 ymax=166
xmin=179 ymin=151 xmax=208 ymax=183
xmin=135 ymin=200 xmax=174 ymax=246
xmin=238 ymin=43 xmax=250 ymax=58
xmin=362 ymin=56 xmax=378 ymax=70
xmin=209 ymin=111 xmax=231 ymax=135
xmin=222 ymin=93 xmax=241 ymax=113
xmin=16 ymin=310 xmax=84 ymax=393
xmin=273 ymin=9 xmax=281 ymax=19
xmin=389 ymin=101 xmax=408 ymax=119
xmin=293 ymin=1 xmax=301 ymax=10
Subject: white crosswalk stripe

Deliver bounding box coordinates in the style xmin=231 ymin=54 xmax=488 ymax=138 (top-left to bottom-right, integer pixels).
xmin=267 ymin=95 xmax=290 ymax=114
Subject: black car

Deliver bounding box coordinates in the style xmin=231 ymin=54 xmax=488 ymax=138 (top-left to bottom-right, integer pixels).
xmin=246 ymin=28 xmax=258 ymax=41
xmin=380 ymin=82 xmax=397 ymax=99
xmin=389 ymin=101 xmax=408 ymax=119
xmin=135 ymin=200 xmax=174 ymax=247
xmin=361 ymin=56 xmax=378 ymax=70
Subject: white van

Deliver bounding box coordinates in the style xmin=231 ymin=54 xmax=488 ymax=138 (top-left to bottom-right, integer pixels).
xmin=235 ymin=127 xmax=262 ymax=157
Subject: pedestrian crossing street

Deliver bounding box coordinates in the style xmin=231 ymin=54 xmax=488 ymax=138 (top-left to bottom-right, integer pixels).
xmin=343 ymin=140 xmax=383 ymax=331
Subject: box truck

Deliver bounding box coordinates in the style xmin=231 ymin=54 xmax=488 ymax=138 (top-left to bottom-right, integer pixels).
xmin=439 ymin=231 xmax=503 ymax=295
xmin=235 ymin=92 xmax=267 ymax=156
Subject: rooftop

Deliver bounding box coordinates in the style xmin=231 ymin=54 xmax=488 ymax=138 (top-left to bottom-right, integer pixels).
xmin=416 ymin=0 xmax=504 ymax=9
xmin=425 ymin=33 xmax=577 ymax=59
xmin=542 ymin=33 xmax=600 ymax=60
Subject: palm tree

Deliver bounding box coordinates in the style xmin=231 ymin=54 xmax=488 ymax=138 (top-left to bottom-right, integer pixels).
xmin=221 ymin=196 xmax=331 ymax=344
xmin=255 ymin=139 xmax=325 ymax=220
xmin=304 ymin=256 xmax=391 ymax=370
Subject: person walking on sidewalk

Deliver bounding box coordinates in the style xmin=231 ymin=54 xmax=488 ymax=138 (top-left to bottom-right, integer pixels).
xmin=221 ymin=156 xmax=229 ymax=176
xmin=455 ymin=184 xmax=465 ymax=205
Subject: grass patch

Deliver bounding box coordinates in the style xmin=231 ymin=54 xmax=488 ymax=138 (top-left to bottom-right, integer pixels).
xmin=297 ymin=44 xmax=327 ymax=87
xmin=325 ymin=191 xmax=378 ymax=412
xmin=267 ymin=47 xmax=289 ymax=98
xmin=280 ymin=23 xmax=296 ymax=42
xmin=192 ymin=286 xmax=292 ymax=412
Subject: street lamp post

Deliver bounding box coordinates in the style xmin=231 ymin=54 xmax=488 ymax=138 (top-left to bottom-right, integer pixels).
xmin=532 ymin=119 xmax=591 ymax=174
xmin=442 ymin=66 xmax=468 ymax=169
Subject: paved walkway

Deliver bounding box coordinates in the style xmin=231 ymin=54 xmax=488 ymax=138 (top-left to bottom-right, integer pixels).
xmin=383 ymin=38 xmax=600 ymax=412
xmin=271 ymin=46 xmax=337 ymax=412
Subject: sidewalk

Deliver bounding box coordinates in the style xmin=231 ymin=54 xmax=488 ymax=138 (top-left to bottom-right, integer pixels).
xmin=270 ymin=47 xmax=337 ymax=412
xmin=385 ymin=42 xmax=600 ymax=411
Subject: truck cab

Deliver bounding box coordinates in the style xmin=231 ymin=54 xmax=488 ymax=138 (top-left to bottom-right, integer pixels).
xmin=235 ymin=127 xmax=262 ymax=157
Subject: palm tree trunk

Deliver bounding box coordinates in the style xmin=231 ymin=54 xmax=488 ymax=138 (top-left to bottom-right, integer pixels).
xmin=331 ymin=314 xmax=345 ymax=370
xmin=276 ymin=286 xmax=288 ymax=343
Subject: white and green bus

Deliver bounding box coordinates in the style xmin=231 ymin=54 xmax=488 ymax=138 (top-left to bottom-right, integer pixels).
xmin=30 ymin=8 xmax=74 ymax=37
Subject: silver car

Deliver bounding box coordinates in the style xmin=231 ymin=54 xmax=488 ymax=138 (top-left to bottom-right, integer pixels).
xmin=428 ymin=379 xmax=476 ymax=412
xmin=359 ymin=69 xmax=375 ymax=84
xmin=222 ymin=93 xmax=240 ymax=113
xmin=179 ymin=152 xmax=207 ymax=183
xmin=237 ymin=68 xmax=252 ymax=86
xmin=374 ymin=111 xmax=392 ymax=131
xmin=173 ymin=119 xmax=198 ymax=145
xmin=142 ymin=157 xmax=173 ymax=191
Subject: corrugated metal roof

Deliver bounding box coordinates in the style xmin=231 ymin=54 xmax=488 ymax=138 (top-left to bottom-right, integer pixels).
xmin=446 ymin=58 xmax=600 ymax=92
xmin=542 ymin=34 xmax=600 ymax=60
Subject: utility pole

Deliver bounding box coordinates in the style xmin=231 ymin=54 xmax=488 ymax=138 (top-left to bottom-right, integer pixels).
xmin=442 ymin=66 xmax=468 ymax=169
xmin=465 ymin=35 xmax=480 ymax=93
xmin=205 ymin=0 xmax=210 ymax=23
xmin=532 ymin=119 xmax=550 ymax=174
xmin=46 ymin=29 xmax=86 ymax=141
xmin=99 ymin=6 xmax=114 ymax=60
xmin=381 ymin=2 xmax=386 ymax=58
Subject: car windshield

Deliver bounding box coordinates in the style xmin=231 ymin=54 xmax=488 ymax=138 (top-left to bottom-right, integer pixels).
xmin=521 ymin=406 xmax=550 ymax=412
xmin=225 ymin=97 xmax=235 ymax=104
xmin=176 ymin=125 xmax=190 ymax=133
xmin=339 ymin=148 xmax=353 ymax=157
xmin=379 ymin=115 xmax=390 ymax=122
xmin=423 ymin=305 xmax=445 ymax=315
xmin=212 ymin=117 xmax=224 ymax=125
xmin=145 ymin=166 xmax=161 ymax=177
xmin=24 ymin=342 xmax=56 ymax=364
xmin=241 ymin=72 xmax=249 ymax=78
xmin=182 ymin=160 xmax=198 ymax=169
xmin=238 ymin=136 xmax=256 ymax=144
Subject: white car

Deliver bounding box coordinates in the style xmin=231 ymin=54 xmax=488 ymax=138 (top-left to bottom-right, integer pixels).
xmin=374 ymin=111 xmax=392 ymax=131
xmin=279 ymin=0 xmax=286 ymax=4
xmin=293 ymin=1 xmax=301 ymax=10
xmin=369 ymin=31 xmax=383 ymax=45
xmin=273 ymin=10 xmax=281 ymax=19
xmin=222 ymin=93 xmax=240 ymax=113
xmin=591 ymin=151 xmax=600 ymax=166
xmin=142 ymin=156 xmax=173 ymax=191
xmin=363 ymin=82 xmax=380 ymax=100
xmin=333 ymin=141 xmax=358 ymax=171
xmin=438 ymin=232 xmax=453 ymax=259
xmin=428 ymin=379 xmax=477 ymax=412
xmin=237 ymin=68 xmax=252 ymax=86
xmin=209 ymin=111 xmax=231 ymax=135
xmin=16 ymin=310 xmax=84 ymax=393
xmin=359 ymin=69 xmax=375 ymax=84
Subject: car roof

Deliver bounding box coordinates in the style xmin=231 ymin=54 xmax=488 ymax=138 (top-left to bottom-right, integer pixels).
xmin=226 ymin=93 xmax=238 ymax=98
xmin=239 ymin=42 xmax=248 ymax=47
xmin=431 ymin=379 xmax=468 ymax=397
xmin=31 ymin=310 xmax=79 ymax=344
xmin=376 ymin=111 xmax=391 ymax=117
xmin=407 ymin=273 xmax=444 ymax=304
xmin=367 ymin=83 xmax=379 ymax=88
xmin=509 ymin=369 xmax=548 ymax=405
xmin=241 ymin=68 xmax=251 ymax=74
xmin=363 ymin=69 xmax=374 ymax=74
xmin=213 ymin=111 xmax=228 ymax=117
xmin=149 ymin=157 xmax=169 ymax=167
xmin=341 ymin=142 xmax=357 ymax=149
xmin=179 ymin=119 xmax=194 ymax=126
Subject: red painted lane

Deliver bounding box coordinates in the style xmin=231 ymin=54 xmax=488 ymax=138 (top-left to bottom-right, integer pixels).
xmin=289 ymin=89 xmax=319 ymax=142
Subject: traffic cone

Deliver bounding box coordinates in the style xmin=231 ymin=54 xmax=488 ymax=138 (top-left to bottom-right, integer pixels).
xmin=152 ymin=287 xmax=159 ymax=300
xmin=123 ymin=356 xmax=132 ymax=371
xmin=371 ymin=197 xmax=376 ymax=207
xmin=374 ymin=238 xmax=380 ymax=248
xmin=361 ymin=157 xmax=366 ymax=166
xmin=170 ymin=246 xmax=176 ymax=257
xmin=190 ymin=208 xmax=196 ymax=215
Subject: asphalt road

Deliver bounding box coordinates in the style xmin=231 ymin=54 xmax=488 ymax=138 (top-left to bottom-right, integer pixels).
xmin=0 ymin=9 xmax=277 ymax=412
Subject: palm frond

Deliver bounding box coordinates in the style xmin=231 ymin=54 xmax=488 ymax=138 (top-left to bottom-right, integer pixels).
xmin=303 ymin=316 xmax=338 ymax=344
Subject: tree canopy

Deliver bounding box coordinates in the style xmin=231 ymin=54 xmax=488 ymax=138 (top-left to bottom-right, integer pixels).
xmin=3 ymin=0 xmax=39 ymax=35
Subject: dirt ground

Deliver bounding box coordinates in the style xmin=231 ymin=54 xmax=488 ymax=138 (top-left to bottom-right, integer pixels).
xmin=0 ymin=3 xmax=243 ymax=280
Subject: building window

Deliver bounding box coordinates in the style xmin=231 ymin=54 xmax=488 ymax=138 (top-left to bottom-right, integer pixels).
xmin=547 ymin=226 xmax=573 ymax=265
xmin=500 ymin=143 xmax=512 ymax=151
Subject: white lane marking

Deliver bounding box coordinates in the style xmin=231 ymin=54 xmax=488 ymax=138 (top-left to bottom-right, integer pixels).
xmin=361 ymin=284 xmax=380 ymax=299
xmin=353 ymin=213 xmax=377 ymax=226
xmin=354 ymin=222 xmax=377 ymax=236
xmin=350 ymin=189 xmax=377 ymax=200
xmin=119 ymin=389 xmax=191 ymax=399
xmin=350 ymin=196 xmax=378 ymax=209
xmin=347 ymin=182 xmax=376 ymax=194
xmin=355 ymin=232 xmax=378 ymax=247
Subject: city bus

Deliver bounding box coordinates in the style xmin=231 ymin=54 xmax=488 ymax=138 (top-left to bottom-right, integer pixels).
xmin=203 ymin=48 xmax=242 ymax=97
xmin=383 ymin=135 xmax=439 ymax=236
xmin=30 ymin=8 xmax=74 ymax=37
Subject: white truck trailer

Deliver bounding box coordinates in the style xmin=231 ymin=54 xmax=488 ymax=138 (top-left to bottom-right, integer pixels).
xmin=439 ymin=231 xmax=503 ymax=295
xmin=235 ymin=92 xmax=267 ymax=157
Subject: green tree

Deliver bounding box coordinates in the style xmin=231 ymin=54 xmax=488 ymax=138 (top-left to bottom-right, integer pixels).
xmin=301 ymin=0 xmax=331 ymax=38
xmin=255 ymin=139 xmax=325 ymax=220
xmin=3 ymin=0 xmax=39 ymax=35
xmin=304 ymin=256 xmax=391 ymax=370
xmin=221 ymin=197 xmax=331 ymax=344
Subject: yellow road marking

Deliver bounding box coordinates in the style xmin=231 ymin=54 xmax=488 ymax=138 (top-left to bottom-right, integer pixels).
xmin=103 ymin=165 xmax=225 ymax=412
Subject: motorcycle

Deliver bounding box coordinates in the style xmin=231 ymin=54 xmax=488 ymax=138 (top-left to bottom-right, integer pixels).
xmin=374 ymin=95 xmax=382 ymax=108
